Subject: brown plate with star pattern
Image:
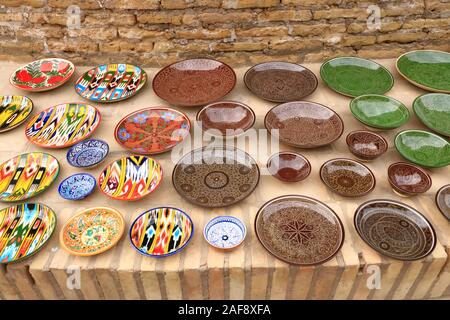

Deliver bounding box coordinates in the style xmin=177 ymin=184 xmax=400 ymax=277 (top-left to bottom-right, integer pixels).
xmin=255 ymin=195 xmax=345 ymax=266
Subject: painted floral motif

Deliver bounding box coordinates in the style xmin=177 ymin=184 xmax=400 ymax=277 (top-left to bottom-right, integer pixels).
xmin=58 ymin=173 xmax=96 ymax=200
xmin=66 ymin=139 xmax=109 ymax=168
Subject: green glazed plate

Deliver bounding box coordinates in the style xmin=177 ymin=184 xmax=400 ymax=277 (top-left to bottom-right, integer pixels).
xmin=413 ymin=93 xmax=450 ymax=137
xmin=350 ymin=94 xmax=410 ymax=130
xmin=320 ymin=57 xmax=394 ymax=97
xmin=396 ymin=50 xmax=450 ymax=93
xmin=395 ymin=129 xmax=450 ymax=168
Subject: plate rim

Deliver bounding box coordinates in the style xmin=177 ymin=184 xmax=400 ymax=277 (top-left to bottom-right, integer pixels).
xmin=387 ymin=161 xmax=432 ymax=195
xmin=0 ymin=95 xmax=34 ymax=133
xmin=412 ymin=92 xmax=450 ymax=137
xmin=66 ymin=138 xmax=110 ymax=168
xmin=435 ymin=184 xmax=450 ymax=220
xmin=58 ymin=172 xmax=97 ymax=201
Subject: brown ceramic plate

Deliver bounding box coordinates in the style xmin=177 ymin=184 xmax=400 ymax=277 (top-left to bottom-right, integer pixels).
xmin=244 ymin=62 xmax=318 ymax=102
xmin=354 ymin=199 xmax=436 ymax=261
xmin=152 ymin=58 xmax=236 ymax=107
xmin=436 ymin=184 xmax=450 ymax=220
xmin=267 ymin=151 xmax=311 ymax=182
xmin=255 ymin=195 xmax=345 ymax=266
xmin=172 ymin=146 xmax=260 ymax=207
xmin=320 ymin=158 xmax=376 ymax=197
xmin=346 ymin=130 xmax=388 ymax=161
xmin=196 ymin=101 xmax=255 ymax=137
xmin=264 ymin=101 xmax=344 ymax=148
xmin=388 ymin=162 xmax=432 ymax=197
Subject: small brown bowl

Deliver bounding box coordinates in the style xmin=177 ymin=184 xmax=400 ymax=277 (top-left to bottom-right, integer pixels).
xmin=436 ymin=184 xmax=450 ymax=220
xmin=346 ymin=130 xmax=388 ymax=161
xmin=388 ymin=162 xmax=432 ymax=197
xmin=267 ymin=151 xmax=311 ymax=182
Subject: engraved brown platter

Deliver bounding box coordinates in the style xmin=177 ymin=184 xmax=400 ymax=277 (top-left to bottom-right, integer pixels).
xmin=354 ymin=199 xmax=436 ymax=261
xmin=255 ymin=195 xmax=345 ymax=266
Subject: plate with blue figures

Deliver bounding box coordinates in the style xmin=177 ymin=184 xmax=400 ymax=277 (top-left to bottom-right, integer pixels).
xmin=204 ymin=216 xmax=246 ymax=250
xmin=67 ymin=139 xmax=109 ymax=168
xmin=58 ymin=173 xmax=96 ymax=200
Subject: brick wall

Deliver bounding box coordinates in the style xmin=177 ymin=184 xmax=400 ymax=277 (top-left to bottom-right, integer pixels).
xmin=0 ymin=0 xmax=449 ymax=66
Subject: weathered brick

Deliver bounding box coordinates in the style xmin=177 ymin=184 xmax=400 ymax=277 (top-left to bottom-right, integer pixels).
xmin=118 ymin=27 xmax=167 ymax=40
xmin=313 ymin=8 xmax=368 ymax=20
xmin=154 ymin=40 xmax=210 ymax=52
xmin=236 ymin=26 xmax=288 ymax=37
xmin=16 ymin=26 xmax=63 ymax=39
xmin=377 ymin=31 xmax=427 ymax=44
xmin=270 ymin=38 xmax=323 ymax=51
xmin=2 ymin=0 xmax=45 ymax=7
xmin=342 ymin=35 xmax=377 ymax=48
xmin=48 ymin=0 xmax=101 ymax=9
xmin=161 ymin=0 xmax=221 ymax=9
xmin=0 ymin=25 xmax=15 ymax=37
xmin=0 ymin=40 xmax=44 ymax=52
xmin=47 ymin=38 xmax=98 ymax=52
xmin=194 ymin=12 xmax=254 ymax=24
xmin=68 ymin=27 xmax=118 ymax=41
xmin=222 ymin=0 xmax=279 ymax=9
xmin=137 ymin=12 xmax=182 ymax=25
xmin=28 ymin=13 xmax=70 ymax=25
xmin=382 ymin=1 xmax=425 ymax=17
xmin=291 ymin=24 xmax=346 ymax=37
xmin=103 ymin=0 xmax=159 ymax=10
xmin=99 ymin=40 xmax=153 ymax=53
xmin=175 ymin=28 xmax=232 ymax=39
xmin=282 ymin=0 xmax=342 ymax=4
xmin=257 ymin=10 xmax=312 ymax=22
xmin=0 ymin=12 xmax=24 ymax=22
xmin=85 ymin=13 xmax=136 ymax=26
xmin=211 ymin=40 xmax=269 ymax=52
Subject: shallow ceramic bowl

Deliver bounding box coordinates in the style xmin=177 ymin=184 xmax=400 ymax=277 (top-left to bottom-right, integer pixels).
xmin=0 ymin=95 xmax=34 ymax=133
xmin=413 ymin=93 xmax=450 ymax=137
xmin=346 ymin=130 xmax=388 ymax=161
xmin=267 ymin=151 xmax=311 ymax=182
xmin=58 ymin=173 xmax=96 ymax=200
xmin=320 ymin=158 xmax=376 ymax=197
xmin=388 ymin=162 xmax=432 ymax=197
xmin=204 ymin=216 xmax=246 ymax=250
xmin=67 ymin=139 xmax=109 ymax=168
xmin=436 ymin=184 xmax=450 ymax=220
xmin=196 ymin=101 xmax=255 ymax=137
xmin=244 ymin=61 xmax=318 ymax=102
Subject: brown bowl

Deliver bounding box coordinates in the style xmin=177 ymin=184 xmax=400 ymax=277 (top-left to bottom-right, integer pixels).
xmin=267 ymin=151 xmax=311 ymax=182
xmin=436 ymin=184 xmax=450 ymax=220
xmin=244 ymin=61 xmax=318 ymax=102
xmin=196 ymin=101 xmax=255 ymax=137
xmin=388 ymin=162 xmax=432 ymax=197
xmin=346 ymin=130 xmax=388 ymax=161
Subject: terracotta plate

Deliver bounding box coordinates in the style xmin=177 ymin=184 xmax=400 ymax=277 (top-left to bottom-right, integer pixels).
xmin=25 ymin=103 xmax=101 ymax=149
xmin=115 ymin=107 xmax=191 ymax=154
xmin=172 ymin=146 xmax=260 ymax=207
xmin=346 ymin=130 xmax=388 ymax=161
xmin=267 ymin=151 xmax=311 ymax=182
xmin=66 ymin=139 xmax=109 ymax=168
xmin=244 ymin=61 xmax=318 ymax=102
xmin=0 ymin=203 xmax=56 ymax=264
xmin=413 ymin=93 xmax=450 ymax=137
xmin=75 ymin=63 xmax=147 ymax=103
xmin=152 ymin=58 xmax=236 ymax=107
xmin=130 ymin=207 xmax=193 ymax=257
xmin=204 ymin=216 xmax=246 ymax=250
xmin=0 ymin=95 xmax=33 ymax=133
xmin=255 ymin=195 xmax=344 ymax=266
xmin=10 ymin=58 xmax=75 ymax=92
xmin=60 ymin=207 xmax=125 ymax=256
xmin=388 ymin=162 xmax=432 ymax=197
xmin=0 ymin=152 xmax=60 ymax=202
xmin=436 ymin=184 xmax=450 ymax=220
xmin=354 ymin=199 xmax=436 ymax=261
xmin=58 ymin=173 xmax=96 ymax=201
xmin=265 ymin=101 xmax=344 ymax=148
xmin=98 ymin=155 xmax=163 ymax=201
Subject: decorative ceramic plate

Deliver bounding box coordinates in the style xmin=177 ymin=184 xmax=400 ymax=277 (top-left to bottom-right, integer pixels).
xmin=267 ymin=151 xmax=311 ymax=182
xmin=152 ymin=58 xmax=236 ymax=107
xmin=255 ymin=195 xmax=344 ymax=266
xmin=196 ymin=101 xmax=255 ymax=137
xmin=436 ymin=184 xmax=450 ymax=220
xmin=98 ymin=155 xmax=163 ymax=201
xmin=60 ymin=207 xmax=125 ymax=256
xmin=0 ymin=152 xmax=60 ymax=202
xmin=320 ymin=57 xmax=394 ymax=97
xmin=244 ymin=61 xmax=318 ymax=102
xmin=58 ymin=173 xmax=96 ymax=200
xmin=354 ymin=199 xmax=436 ymax=261
xmin=172 ymin=146 xmax=260 ymax=207
xmin=388 ymin=162 xmax=432 ymax=197
xmin=10 ymin=58 xmax=75 ymax=92
xmin=25 ymin=103 xmax=101 ymax=149
xmin=115 ymin=107 xmax=191 ymax=154
xmin=75 ymin=64 xmax=147 ymax=102
xmin=204 ymin=216 xmax=246 ymax=250
xmin=413 ymin=93 xmax=450 ymax=137
xmin=0 ymin=95 xmax=33 ymax=133
xmin=0 ymin=203 xmax=56 ymax=264
xmin=130 ymin=207 xmax=193 ymax=257
xmin=320 ymin=158 xmax=376 ymax=197
xmin=350 ymin=94 xmax=410 ymax=130
xmin=264 ymin=101 xmax=344 ymax=148
xmin=346 ymin=130 xmax=388 ymax=161
xmin=66 ymin=139 xmax=109 ymax=168
xmin=395 ymin=129 xmax=450 ymax=168
xmin=396 ymin=50 xmax=450 ymax=93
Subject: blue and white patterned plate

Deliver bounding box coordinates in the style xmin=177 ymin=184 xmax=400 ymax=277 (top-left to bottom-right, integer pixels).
xmin=66 ymin=139 xmax=109 ymax=168
xmin=203 ymin=216 xmax=246 ymax=250
xmin=58 ymin=173 xmax=96 ymax=200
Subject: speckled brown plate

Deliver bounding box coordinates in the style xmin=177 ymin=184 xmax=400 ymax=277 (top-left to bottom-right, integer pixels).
xmin=264 ymin=101 xmax=344 ymax=148
xmin=388 ymin=162 xmax=432 ymax=197
xmin=320 ymin=158 xmax=376 ymax=197
xmin=255 ymin=195 xmax=345 ymax=266
xmin=354 ymin=199 xmax=436 ymax=261
xmin=346 ymin=130 xmax=388 ymax=161
xmin=244 ymin=62 xmax=318 ymax=102
xmin=436 ymin=184 xmax=450 ymax=220
xmin=152 ymin=58 xmax=236 ymax=107
xmin=172 ymin=146 xmax=260 ymax=207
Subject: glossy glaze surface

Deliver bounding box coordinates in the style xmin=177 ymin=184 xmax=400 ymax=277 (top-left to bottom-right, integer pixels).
xmin=244 ymin=61 xmax=318 ymax=102
xmin=265 ymin=101 xmax=344 ymax=148
xmin=267 ymin=152 xmax=311 ymax=182
xmin=255 ymin=195 xmax=344 ymax=265
xmin=346 ymin=130 xmax=388 ymax=160
xmin=204 ymin=216 xmax=246 ymax=250
xmin=58 ymin=173 xmax=96 ymax=200
xmin=66 ymin=139 xmax=109 ymax=168
xmin=388 ymin=162 xmax=432 ymax=196
xmin=436 ymin=184 xmax=450 ymax=220
xmin=413 ymin=93 xmax=450 ymax=137
xmin=354 ymin=199 xmax=436 ymax=261
xmin=0 ymin=96 xmax=33 ymax=133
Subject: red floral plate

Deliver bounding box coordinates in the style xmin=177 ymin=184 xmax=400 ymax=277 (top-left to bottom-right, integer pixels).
xmin=115 ymin=107 xmax=190 ymax=155
xmin=10 ymin=58 xmax=75 ymax=92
